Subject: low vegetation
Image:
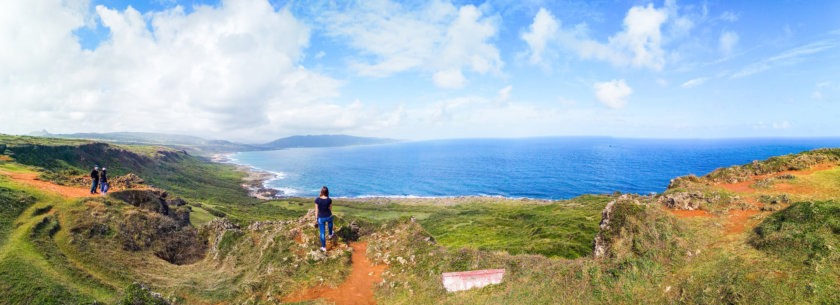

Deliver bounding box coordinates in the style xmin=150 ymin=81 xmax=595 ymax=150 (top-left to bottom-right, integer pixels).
xmin=2 ymin=134 xmax=840 ymax=304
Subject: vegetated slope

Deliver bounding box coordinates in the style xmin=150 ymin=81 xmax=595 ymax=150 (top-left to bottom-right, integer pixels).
xmin=37 ymin=131 xmax=256 ymax=155
xmin=3 ymin=135 xmax=840 ymax=304
xmin=0 ymin=134 xmax=271 ymax=223
xmin=27 ymin=132 xmax=398 ymax=155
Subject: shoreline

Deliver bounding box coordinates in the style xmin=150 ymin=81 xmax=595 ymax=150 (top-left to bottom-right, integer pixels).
xmin=213 ymin=153 xmax=287 ymax=200
xmin=214 ymin=153 xmax=615 ymax=203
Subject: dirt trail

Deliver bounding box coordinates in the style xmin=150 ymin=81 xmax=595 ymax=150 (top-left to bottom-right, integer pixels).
xmin=283 ymin=242 xmax=387 ymax=305
xmin=0 ymin=169 xmax=105 ymax=198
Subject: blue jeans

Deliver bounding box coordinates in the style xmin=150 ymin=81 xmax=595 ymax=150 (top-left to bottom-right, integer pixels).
xmin=90 ymin=180 xmax=99 ymax=193
xmin=317 ymin=216 xmax=334 ymax=248
xmin=100 ymin=182 xmax=108 ymax=194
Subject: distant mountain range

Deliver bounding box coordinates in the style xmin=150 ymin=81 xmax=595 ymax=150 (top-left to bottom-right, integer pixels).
xmin=28 ymin=130 xmax=398 ymax=155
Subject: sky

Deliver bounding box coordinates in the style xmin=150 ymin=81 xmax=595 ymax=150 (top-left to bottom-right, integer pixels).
xmin=1 ymin=0 xmax=838 ymax=143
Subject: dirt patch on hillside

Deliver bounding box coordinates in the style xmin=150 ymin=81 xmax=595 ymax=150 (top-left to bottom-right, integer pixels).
xmin=725 ymin=210 xmax=760 ymax=234
xmin=0 ymin=156 xmax=11 ymax=161
xmin=772 ymin=182 xmax=816 ymax=195
xmin=669 ymin=209 xmax=715 ymax=218
xmin=716 ymin=163 xmax=835 ymax=193
xmin=0 ymin=169 xmax=102 ymax=198
xmin=283 ymin=242 xmax=387 ymax=305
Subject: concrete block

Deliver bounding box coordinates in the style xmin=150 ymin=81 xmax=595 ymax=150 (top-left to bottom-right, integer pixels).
xmin=442 ymin=269 xmax=505 ymax=292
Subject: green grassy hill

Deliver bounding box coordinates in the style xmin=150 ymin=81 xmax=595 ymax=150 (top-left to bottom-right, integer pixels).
xmin=2 ymin=134 xmax=840 ymax=304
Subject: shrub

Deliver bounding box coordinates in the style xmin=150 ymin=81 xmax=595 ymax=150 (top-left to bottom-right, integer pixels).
xmin=750 ymin=201 xmax=840 ymax=264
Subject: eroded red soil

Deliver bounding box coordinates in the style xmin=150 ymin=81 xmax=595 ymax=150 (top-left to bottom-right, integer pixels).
xmin=283 ymin=242 xmax=387 ymax=305
xmin=716 ymin=163 xmax=835 ymax=193
xmin=0 ymin=169 xmax=106 ymax=198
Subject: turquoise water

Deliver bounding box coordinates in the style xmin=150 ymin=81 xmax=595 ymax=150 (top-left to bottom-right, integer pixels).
xmin=230 ymin=137 xmax=840 ymax=200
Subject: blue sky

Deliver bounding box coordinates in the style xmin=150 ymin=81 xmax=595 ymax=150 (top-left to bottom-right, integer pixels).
xmin=1 ymin=0 xmax=838 ymax=142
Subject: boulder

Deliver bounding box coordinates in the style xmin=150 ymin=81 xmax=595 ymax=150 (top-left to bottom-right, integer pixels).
xmin=660 ymin=192 xmax=703 ymax=210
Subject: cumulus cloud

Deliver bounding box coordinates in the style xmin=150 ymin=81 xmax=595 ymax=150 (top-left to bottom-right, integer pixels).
xmin=719 ymin=31 xmax=739 ymax=55
xmin=433 ymin=69 xmax=467 ymax=89
xmin=320 ymin=1 xmax=502 ymax=88
xmin=594 ymin=79 xmax=632 ymax=108
xmin=522 ymin=3 xmax=670 ymax=70
xmin=521 ymin=8 xmax=558 ymax=66
xmin=0 ymin=0 xmax=401 ymax=141
xmin=682 ymin=77 xmax=710 ymax=88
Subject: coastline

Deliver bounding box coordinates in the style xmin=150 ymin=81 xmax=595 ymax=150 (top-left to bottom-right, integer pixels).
xmin=213 ymin=153 xmax=286 ymax=200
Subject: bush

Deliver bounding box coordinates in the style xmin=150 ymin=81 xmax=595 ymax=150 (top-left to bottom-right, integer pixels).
xmin=750 ymin=201 xmax=840 ymax=264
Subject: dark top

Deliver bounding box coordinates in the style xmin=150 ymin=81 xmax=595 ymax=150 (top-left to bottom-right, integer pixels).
xmin=90 ymin=169 xmax=99 ymax=180
xmin=100 ymin=171 xmax=108 ymax=183
xmin=315 ymin=197 xmax=332 ymax=218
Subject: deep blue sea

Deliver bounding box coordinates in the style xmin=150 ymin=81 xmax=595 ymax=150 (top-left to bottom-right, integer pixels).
xmin=229 ymin=137 xmax=840 ymax=200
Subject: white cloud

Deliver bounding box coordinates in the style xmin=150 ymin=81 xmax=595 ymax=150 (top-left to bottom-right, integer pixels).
xmin=682 ymin=77 xmax=709 ymax=88
xmin=0 ymin=0 xmax=399 ymax=141
xmin=320 ymin=1 xmax=502 ymax=88
xmin=773 ymin=121 xmax=791 ymax=129
xmin=719 ymin=31 xmax=739 ymax=55
xmin=521 ymin=8 xmax=558 ymax=66
xmin=494 ymin=85 xmax=513 ymax=104
xmin=812 ymin=91 xmax=823 ymax=99
xmin=731 ymin=40 xmax=836 ymax=78
xmin=433 ymin=69 xmax=467 ymax=89
xmin=522 ymin=4 xmax=669 ymax=70
xmin=656 ymin=78 xmax=669 ymax=87
xmin=594 ymin=79 xmax=632 ymax=108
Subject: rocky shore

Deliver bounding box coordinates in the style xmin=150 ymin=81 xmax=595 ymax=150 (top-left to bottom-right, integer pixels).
xmin=211 ymin=153 xmax=285 ymax=200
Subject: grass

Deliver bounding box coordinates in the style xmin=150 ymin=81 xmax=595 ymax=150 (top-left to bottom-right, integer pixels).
xmin=0 ymin=183 xmax=37 ymax=246
xmin=750 ymin=200 xmax=840 ymax=264
xmin=0 ymin=178 xmax=117 ymax=303
xmin=419 ymin=195 xmax=610 ymax=258
xmin=5 ymin=135 xmax=840 ymax=303
xmin=366 ymin=206 xmax=693 ymax=304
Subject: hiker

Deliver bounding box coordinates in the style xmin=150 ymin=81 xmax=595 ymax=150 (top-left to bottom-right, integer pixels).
xmin=99 ymin=168 xmax=109 ymax=195
xmin=315 ymin=186 xmax=334 ymax=252
xmin=89 ymin=166 xmax=99 ymax=194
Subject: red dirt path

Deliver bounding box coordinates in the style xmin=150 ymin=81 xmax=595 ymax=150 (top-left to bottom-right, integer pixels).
xmin=0 ymin=169 xmax=108 ymax=198
xmin=282 ymin=242 xmax=387 ymax=305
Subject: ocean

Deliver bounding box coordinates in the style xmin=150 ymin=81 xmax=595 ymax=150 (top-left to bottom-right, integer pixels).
xmin=229 ymin=137 xmax=840 ymax=200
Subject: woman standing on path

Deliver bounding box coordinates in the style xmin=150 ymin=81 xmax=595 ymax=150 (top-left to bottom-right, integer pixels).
xmin=315 ymin=186 xmax=334 ymax=252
